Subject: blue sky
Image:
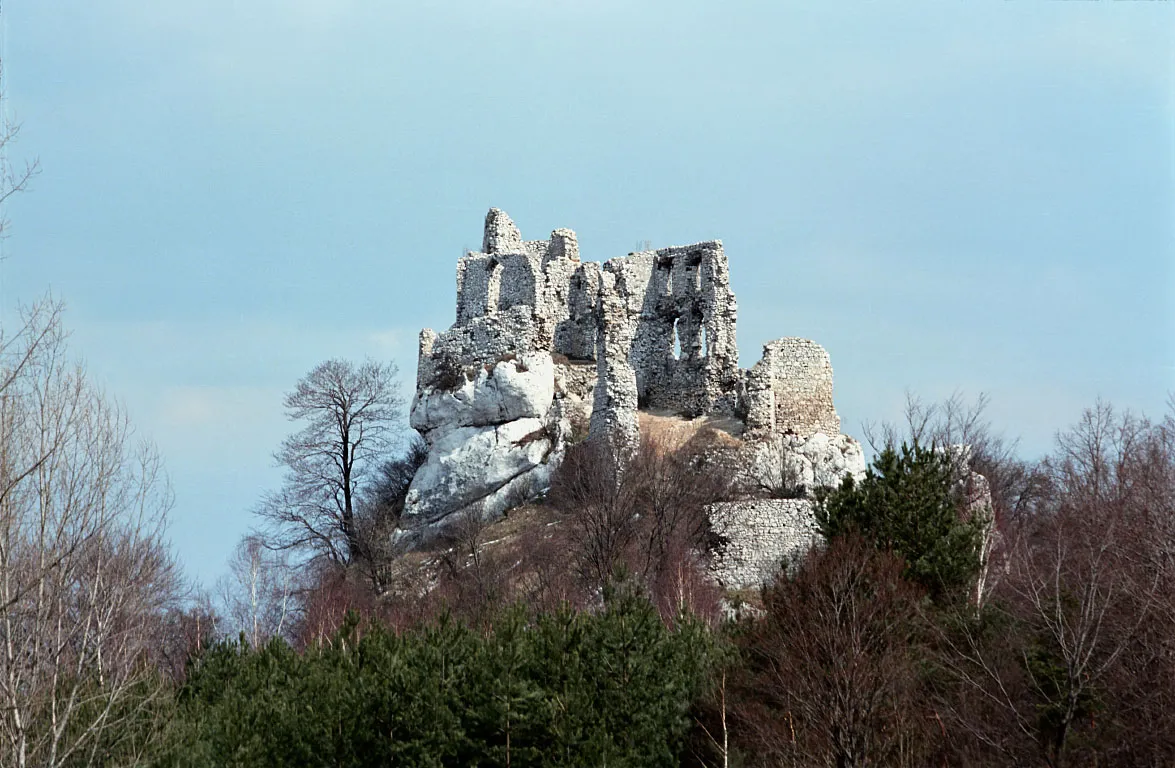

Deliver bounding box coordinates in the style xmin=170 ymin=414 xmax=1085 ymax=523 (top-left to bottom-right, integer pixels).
xmin=3 ymin=1 xmax=1172 ymax=586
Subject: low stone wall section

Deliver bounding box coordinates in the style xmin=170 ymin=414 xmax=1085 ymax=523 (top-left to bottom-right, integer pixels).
xmin=708 ymin=499 xmax=823 ymax=590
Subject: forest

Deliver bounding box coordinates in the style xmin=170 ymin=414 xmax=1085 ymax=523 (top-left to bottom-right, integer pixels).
xmin=2 ymin=297 xmax=1173 ymax=768
xmin=3 ymin=0 xmax=1171 ymax=764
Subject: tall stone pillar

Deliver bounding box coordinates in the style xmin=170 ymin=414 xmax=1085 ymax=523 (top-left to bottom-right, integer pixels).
xmin=589 ymin=271 xmax=640 ymax=468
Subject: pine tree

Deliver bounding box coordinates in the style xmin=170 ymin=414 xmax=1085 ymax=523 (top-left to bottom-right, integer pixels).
xmin=816 ymin=442 xmax=986 ymax=602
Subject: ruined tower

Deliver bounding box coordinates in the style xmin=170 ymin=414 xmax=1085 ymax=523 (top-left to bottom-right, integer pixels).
xmin=403 ymin=210 xmax=864 ymax=535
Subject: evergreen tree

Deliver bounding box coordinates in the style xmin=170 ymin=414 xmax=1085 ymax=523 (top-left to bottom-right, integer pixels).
xmin=350 ymin=615 xmax=478 ymax=766
xmin=463 ymin=608 xmax=548 ymax=767
xmin=570 ymin=578 xmax=713 ymax=767
xmin=816 ymin=442 xmax=986 ymax=602
xmin=163 ymin=597 xmax=717 ymax=767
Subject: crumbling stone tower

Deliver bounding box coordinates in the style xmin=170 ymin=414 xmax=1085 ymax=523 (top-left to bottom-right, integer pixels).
xmin=404 ymin=209 xmax=864 ymax=534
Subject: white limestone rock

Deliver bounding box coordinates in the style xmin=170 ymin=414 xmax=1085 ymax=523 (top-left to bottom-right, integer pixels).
xmin=786 ymin=432 xmax=867 ymax=489
xmin=403 ymin=417 xmax=556 ymax=525
xmin=404 ymin=350 xmax=566 ymax=526
xmin=737 ymin=431 xmax=867 ymax=495
xmin=411 ymin=352 xmax=554 ymax=433
xmin=472 ymin=460 xmax=559 ymax=524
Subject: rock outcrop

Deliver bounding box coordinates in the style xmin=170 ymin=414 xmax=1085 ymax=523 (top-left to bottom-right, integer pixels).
xmin=406 ymin=351 xmax=562 ymax=526
xmin=403 ymin=210 xmax=867 ymax=571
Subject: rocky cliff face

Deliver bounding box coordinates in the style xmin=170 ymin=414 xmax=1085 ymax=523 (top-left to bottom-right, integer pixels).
xmin=406 ymin=350 xmax=564 ymax=527
xmin=402 ymin=210 xmax=868 ymax=578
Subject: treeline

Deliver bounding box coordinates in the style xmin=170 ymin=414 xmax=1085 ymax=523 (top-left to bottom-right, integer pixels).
xmin=195 ymin=393 xmax=1175 ymax=767
xmin=722 ymin=399 xmax=1175 ymax=767
xmin=156 ymin=587 xmax=713 ymax=768
xmin=3 ymin=302 xmax=1173 ymax=767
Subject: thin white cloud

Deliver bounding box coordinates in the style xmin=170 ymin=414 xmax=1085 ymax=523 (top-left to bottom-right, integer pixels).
xmin=155 ymin=385 xmax=277 ymax=432
xmin=367 ymin=329 xmax=403 ymax=359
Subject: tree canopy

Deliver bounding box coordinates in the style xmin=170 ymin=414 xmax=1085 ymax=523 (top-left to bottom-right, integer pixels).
xmin=815 ymin=442 xmax=987 ymax=602
xmin=257 ymin=359 xmax=404 ymax=566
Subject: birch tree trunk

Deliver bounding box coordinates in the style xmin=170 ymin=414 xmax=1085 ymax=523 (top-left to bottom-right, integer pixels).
xmin=0 ymin=299 xmax=178 ymax=768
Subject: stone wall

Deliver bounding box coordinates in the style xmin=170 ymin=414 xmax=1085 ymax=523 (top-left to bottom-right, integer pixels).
xmin=404 ymin=209 xmax=864 ymax=551
xmin=451 ymin=212 xmax=748 ymax=431
xmin=596 ymin=243 xmax=740 ymax=419
xmin=744 ymin=337 xmax=840 ymax=440
xmin=709 ymin=499 xmax=822 ymax=589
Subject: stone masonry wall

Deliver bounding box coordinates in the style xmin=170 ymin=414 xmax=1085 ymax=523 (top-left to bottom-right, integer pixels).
xmin=446 ymin=210 xmax=745 ymax=436
xmin=553 ymin=263 xmax=601 ymax=362
xmin=745 ymin=337 xmax=841 ymax=440
xmin=589 ymin=269 xmax=640 ymax=459
xmin=591 ymin=242 xmax=741 ymax=420
xmin=708 ymin=499 xmax=822 ymax=589
xmin=405 ymin=210 xmax=863 ymax=560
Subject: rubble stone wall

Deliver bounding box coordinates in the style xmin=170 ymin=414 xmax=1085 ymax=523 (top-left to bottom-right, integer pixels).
xmin=592 ymin=243 xmax=741 ymax=418
xmin=747 ymin=337 xmax=841 ymax=440
xmin=553 ymin=263 xmax=601 ymax=362
xmin=709 ymin=499 xmax=823 ymax=589
xmin=404 ymin=209 xmax=863 ymax=558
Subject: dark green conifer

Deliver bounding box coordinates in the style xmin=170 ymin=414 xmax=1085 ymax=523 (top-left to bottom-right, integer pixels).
xmin=816 ymin=442 xmax=986 ymax=602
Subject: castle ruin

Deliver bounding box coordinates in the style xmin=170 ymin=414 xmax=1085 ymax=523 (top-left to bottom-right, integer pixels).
xmin=404 ymin=210 xmax=868 ymax=585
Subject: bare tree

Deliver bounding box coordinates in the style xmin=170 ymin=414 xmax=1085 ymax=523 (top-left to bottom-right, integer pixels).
xmin=436 ymin=505 xmax=512 ymax=624
xmin=863 ymin=391 xmax=1046 ymax=608
xmin=549 ymin=432 xmax=731 ymax=612
xmin=931 ymin=401 xmax=1175 ymax=767
xmin=549 ymin=437 xmax=641 ymax=591
xmin=0 ymin=78 xmax=39 ymax=240
xmin=510 ymin=517 xmax=590 ymax=615
xmin=292 ymin=563 xmax=380 ymax=650
xmin=153 ymin=592 xmax=220 ymax=683
xmin=632 ymin=431 xmax=732 ymax=586
xmin=863 ymin=390 xmax=1044 ymax=524
xmin=257 ymin=359 xmax=405 ymax=566
xmin=0 ymin=298 xmax=179 ymax=768
xmin=353 ymin=434 xmax=429 ymax=592
xmin=217 ymin=534 xmax=295 ymax=647
xmin=734 ymin=535 xmax=928 ymax=768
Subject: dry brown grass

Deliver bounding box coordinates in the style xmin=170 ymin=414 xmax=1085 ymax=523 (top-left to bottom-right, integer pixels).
xmin=374 ymin=415 xmax=751 ymax=621
xmin=639 ymin=412 xmax=743 ymax=452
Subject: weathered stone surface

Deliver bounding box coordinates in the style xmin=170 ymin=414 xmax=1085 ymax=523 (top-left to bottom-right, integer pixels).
xmin=787 ymin=432 xmax=867 ymax=489
xmin=732 ymin=432 xmax=867 ymax=495
xmin=482 ymin=208 xmax=522 ymax=254
xmin=404 ymin=417 xmax=556 ymax=525
xmin=744 ymin=338 xmax=840 ymax=440
xmin=709 ymin=499 xmax=822 ymax=590
xmin=548 ymin=228 xmax=579 ymax=262
xmin=403 ymin=210 xmax=866 ymax=547
xmin=406 ymin=344 xmax=563 ymax=525
xmin=590 ymin=242 xmax=741 ymax=419
xmin=589 ymin=270 xmax=640 ymax=458
xmin=945 ymin=445 xmax=1000 ymax=603
xmin=411 ymin=352 xmax=554 ymax=433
